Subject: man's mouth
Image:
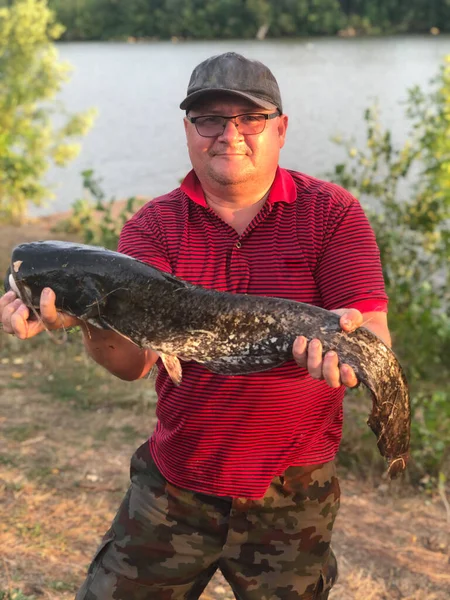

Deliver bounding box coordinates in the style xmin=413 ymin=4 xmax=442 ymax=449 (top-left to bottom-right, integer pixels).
xmin=213 ymin=153 xmax=247 ymax=156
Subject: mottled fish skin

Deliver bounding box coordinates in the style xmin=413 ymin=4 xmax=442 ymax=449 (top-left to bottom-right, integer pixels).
xmin=5 ymin=241 xmax=411 ymax=477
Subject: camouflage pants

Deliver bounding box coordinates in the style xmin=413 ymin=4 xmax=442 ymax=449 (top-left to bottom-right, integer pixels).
xmin=75 ymin=441 xmax=340 ymax=600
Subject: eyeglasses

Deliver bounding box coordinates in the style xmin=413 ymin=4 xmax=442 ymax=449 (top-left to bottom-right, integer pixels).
xmin=187 ymin=111 xmax=280 ymax=137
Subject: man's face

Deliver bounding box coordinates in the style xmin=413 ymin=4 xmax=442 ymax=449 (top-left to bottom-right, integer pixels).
xmin=183 ymin=94 xmax=288 ymax=189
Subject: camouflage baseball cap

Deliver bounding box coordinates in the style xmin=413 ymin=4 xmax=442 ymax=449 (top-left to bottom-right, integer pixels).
xmin=180 ymin=52 xmax=283 ymax=113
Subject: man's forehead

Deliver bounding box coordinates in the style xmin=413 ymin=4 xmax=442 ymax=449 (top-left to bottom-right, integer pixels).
xmin=188 ymin=93 xmax=274 ymax=114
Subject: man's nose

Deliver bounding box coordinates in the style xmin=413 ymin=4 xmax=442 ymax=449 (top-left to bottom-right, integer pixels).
xmin=217 ymin=119 xmax=244 ymax=141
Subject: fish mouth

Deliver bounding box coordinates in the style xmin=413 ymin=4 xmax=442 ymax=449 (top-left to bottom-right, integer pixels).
xmin=8 ymin=269 xmax=33 ymax=306
xmin=6 ymin=259 xmax=23 ymax=299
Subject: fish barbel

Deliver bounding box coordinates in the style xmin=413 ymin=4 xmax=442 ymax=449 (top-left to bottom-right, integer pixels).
xmin=5 ymin=240 xmax=411 ymax=477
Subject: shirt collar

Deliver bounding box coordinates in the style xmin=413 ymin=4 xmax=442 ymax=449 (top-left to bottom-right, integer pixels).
xmin=180 ymin=167 xmax=297 ymax=207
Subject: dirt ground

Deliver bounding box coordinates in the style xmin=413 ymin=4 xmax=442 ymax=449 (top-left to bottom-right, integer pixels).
xmin=1 ymin=377 xmax=449 ymax=600
xmin=1 ymin=218 xmax=449 ymax=599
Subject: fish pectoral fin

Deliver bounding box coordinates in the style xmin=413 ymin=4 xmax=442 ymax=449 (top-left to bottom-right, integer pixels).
xmin=158 ymin=353 xmax=183 ymax=386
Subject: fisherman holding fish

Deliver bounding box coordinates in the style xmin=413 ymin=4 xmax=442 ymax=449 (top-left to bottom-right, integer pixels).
xmin=1 ymin=53 xmax=392 ymax=599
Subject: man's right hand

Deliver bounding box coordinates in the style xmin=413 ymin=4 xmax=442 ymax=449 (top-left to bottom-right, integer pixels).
xmin=1 ymin=287 xmax=158 ymax=380
xmin=0 ymin=288 xmax=80 ymax=340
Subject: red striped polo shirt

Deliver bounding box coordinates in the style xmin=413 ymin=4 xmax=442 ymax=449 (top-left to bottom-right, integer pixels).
xmin=118 ymin=167 xmax=388 ymax=499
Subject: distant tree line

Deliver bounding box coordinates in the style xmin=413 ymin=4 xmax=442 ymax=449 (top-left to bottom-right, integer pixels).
xmin=40 ymin=0 xmax=449 ymax=41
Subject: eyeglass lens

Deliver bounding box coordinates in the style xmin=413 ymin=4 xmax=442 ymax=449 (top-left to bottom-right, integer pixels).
xmin=195 ymin=114 xmax=267 ymax=137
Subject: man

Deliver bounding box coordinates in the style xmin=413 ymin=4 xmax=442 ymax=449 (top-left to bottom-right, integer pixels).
xmin=0 ymin=53 xmax=390 ymax=599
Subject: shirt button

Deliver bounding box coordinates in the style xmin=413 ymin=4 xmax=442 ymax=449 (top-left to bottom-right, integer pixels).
xmin=235 ymin=241 xmax=242 ymax=249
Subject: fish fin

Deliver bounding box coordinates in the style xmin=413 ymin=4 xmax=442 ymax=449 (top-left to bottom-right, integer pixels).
xmin=158 ymin=353 xmax=183 ymax=385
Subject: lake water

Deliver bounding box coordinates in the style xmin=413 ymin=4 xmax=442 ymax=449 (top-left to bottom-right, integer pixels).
xmin=40 ymin=35 xmax=450 ymax=216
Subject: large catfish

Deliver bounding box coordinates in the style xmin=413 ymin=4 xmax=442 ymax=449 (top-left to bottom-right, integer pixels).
xmin=5 ymin=241 xmax=411 ymax=477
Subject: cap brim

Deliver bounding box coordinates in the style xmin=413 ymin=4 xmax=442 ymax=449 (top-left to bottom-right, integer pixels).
xmin=180 ymin=89 xmax=278 ymax=111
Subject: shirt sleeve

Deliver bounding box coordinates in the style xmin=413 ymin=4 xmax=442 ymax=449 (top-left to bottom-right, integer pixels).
xmin=314 ymin=189 xmax=388 ymax=313
xmin=117 ymin=203 xmax=173 ymax=274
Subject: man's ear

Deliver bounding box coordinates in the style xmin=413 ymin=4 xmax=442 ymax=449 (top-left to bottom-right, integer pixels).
xmin=278 ymin=114 xmax=288 ymax=148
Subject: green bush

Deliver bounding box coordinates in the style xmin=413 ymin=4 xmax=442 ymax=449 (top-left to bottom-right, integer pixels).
xmin=53 ymin=169 xmax=146 ymax=249
xmin=331 ymin=56 xmax=450 ymax=483
xmin=0 ymin=0 xmax=95 ymax=223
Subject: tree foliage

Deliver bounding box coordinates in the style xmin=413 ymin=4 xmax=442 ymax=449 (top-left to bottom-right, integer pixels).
xmin=45 ymin=0 xmax=450 ymax=40
xmin=330 ymin=56 xmax=450 ymax=481
xmin=0 ymin=0 xmax=95 ymax=223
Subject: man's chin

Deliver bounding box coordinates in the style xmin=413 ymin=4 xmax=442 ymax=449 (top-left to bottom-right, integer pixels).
xmin=208 ymin=163 xmax=254 ymax=186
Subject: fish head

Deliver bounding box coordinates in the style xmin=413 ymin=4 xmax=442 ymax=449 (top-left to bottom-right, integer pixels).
xmin=6 ymin=241 xmax=109 ymax=317
xmin=6 ymin=245 xmax=46 ymax=307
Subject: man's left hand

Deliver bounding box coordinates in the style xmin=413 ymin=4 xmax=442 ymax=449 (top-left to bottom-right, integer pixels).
xmin=292 ymin=308 xmax=362 ymax=388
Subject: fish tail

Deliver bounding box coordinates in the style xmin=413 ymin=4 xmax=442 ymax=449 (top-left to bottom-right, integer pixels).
xmin=366 ymin=380 xmax=410 ymax=478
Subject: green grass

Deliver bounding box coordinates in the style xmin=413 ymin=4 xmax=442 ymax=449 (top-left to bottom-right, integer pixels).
xmin=0 ymin=591 xmax=36 ymax=600
xmin=48 ymin=580 xmax=77 ymax=593
xmin=4 ymin=425 xmax=43 ymax=442
xmin=120 ymin=424 xmax=143 ymax=441
xmin=0 ymin=454 xmax=18 ymax=467
xmin=1 ymin=329 xmax=155 ymax=412
xmin=91 ymin=424 xmax=143 ymax=443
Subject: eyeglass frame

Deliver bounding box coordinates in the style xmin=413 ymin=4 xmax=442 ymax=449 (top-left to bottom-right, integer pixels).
xmin=186 ymin=110 xmax=281 ymax=137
